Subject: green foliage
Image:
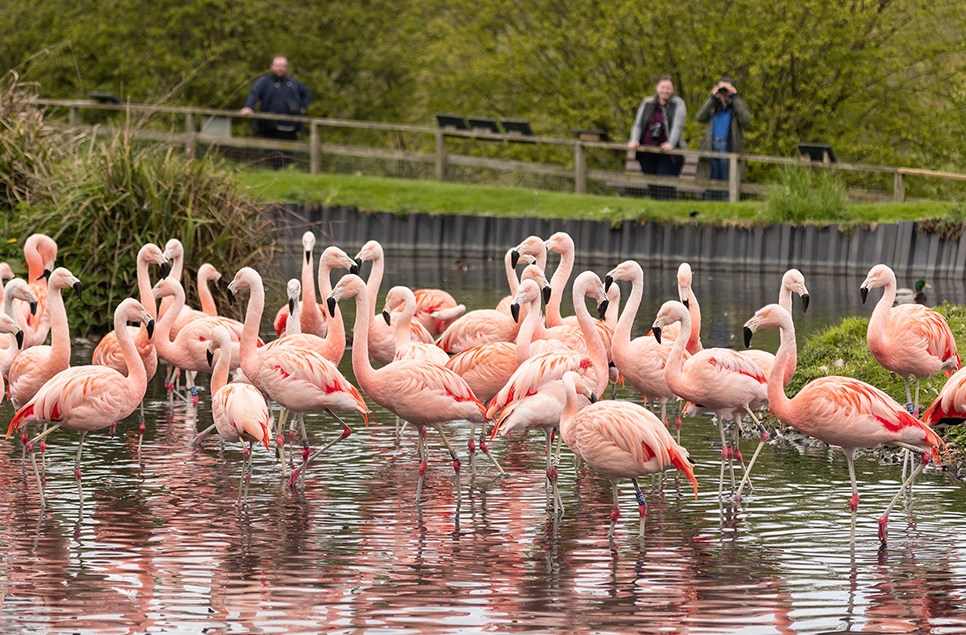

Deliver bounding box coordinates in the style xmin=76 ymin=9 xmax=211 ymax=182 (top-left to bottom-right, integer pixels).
xmin=918 ymin=204 xmax=966 ymax=241
xmin=0 ymin=77 xmax=274 ymax=336
xmin=764 ymin=166 xmax=848 ymax=224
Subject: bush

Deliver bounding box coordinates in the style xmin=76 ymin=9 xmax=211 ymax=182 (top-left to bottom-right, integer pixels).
xmin=764 ymin=166 xmax=849 ymax=224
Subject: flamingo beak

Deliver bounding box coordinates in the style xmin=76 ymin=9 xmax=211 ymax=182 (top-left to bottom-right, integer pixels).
xmin=597 ymin=299 xmax=609 ymax=320
xmin=589 ymin=392 xmax=598 ymax=404
xmin=350 ymin=258 xmax=362 ymax=275
xmin=15 ymin=329 xmax=23 ymax=349
xmin=652 ymin=326 xmax=662 ymax=344
xmin=146 ymin=318 xmax=155 ymax=340
xmin=206 ymin=349 xmax=214 ymax=367
xmin=801 ymin=293 xmax=810 ymax=313
xmin=744 ymin=326 xmax=754 ymax=348
xmin=327 ymin=296 xmax=337 ymax=317
xmin=510 ymin=303 xmax=521 ymax=323
xmin=860 ymin=287 xmax=869 ymax=304
xmin=226 ymin=289 xmax=235 ymax=306
xmin=604 ymin=275 xmax=614 ymax=293
xmin=160 ymin=261 xmax=171 ymax=279
xmin=29 ymin=300 xmax=37 ymax=315
xmin=72 ymin=281 xmax=83 ymax=300
xmin=682 ymin=298 xmax=690 ymax=308
xmin=510 ymin=250 xmax=521 ymax=268
xmin=542 ymin=285 xmax=552 ymax=304
xmin=305 ymin=250 xmax=311 ymax=265
xmin=289 ymin=297 xmax=296 ymax=315
xmin=383 ymin=310 xmax=391 ymax=325
xmin=37 ymin=269 xmax=51 ymax=282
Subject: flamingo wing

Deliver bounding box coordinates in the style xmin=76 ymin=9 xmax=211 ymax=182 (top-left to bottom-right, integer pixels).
xmin=923 ymin=367 xmax=966 ymax=424
xmin=487 ymin=349 xmax=592 ymax=418
xmin=212 ymin=383 xmax=272 ymax=450
xmin=256 ymin=347 xmax=369 ymax=423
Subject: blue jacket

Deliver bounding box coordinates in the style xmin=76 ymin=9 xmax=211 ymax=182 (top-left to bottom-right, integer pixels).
xmin=244 ymin=73 xmax=311 ymax=133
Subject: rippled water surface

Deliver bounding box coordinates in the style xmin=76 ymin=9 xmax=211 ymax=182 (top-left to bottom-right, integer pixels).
xmin=1 ymin=256 xmax=965 ymax=634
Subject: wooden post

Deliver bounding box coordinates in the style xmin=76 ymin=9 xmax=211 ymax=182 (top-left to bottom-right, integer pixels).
xmin=310 ymin=122 xmax=320 ymax=175
xmin=728 ymin=153 xmax=740 ymax=203
xmin=68 ymin=106 xmax=78 ymax=127
xmin=575 ymin=142 xmax=587 ymax=194
xmin=894 ymin=171 xmax=905 ymax=203
xmin=185 ymin=111 xmax=196 ymax=158
xmin=435 ymin=129 xmax=446 ymax=181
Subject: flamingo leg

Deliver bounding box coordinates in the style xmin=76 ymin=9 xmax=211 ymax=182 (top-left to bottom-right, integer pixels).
xmin=545 ymin=429 xmax=561 ymax=516
xmin=477 ymin=419 xmax=505 ymax=476
xmin=415 ymin=427 xmax=427 ymax=504
xmin=75 ymin=432 xmax=86 ymax=511
xmin=845 ymin=450 xmax=859 ymax=546
xmin=467 ymin=422 xmax=477 ymax=479
xmin=239 ymin=444 xmax=250 ymax=505
xmin=28 ymin=424 xmax=62 ymax=446
xmin=137 ymin=402 xmax=146 ymax=453
xmin=716 ymin=417 xmax=728 ymax=500
xmin=608 ymin=481 xmax=621 ymax=545
xmin=193 ymin=423 xmax=217 ymax=446
xmin=674 ymin=401 xmax=682 ymax=444
xmin=436 ymin=427 xmax=462 ymax=512
xmin=28 ymin=439 xmax=46 ymax=510
xmin=632 ymin=478 xmax=647 ymax=545
xmin=735 ymin=407 xmax=768 ymax=499
xmin=245 ymin=441 xmax=254 ymax=503
xmin=879 ymin=452 xmax=929 ymax=545
xmin=288 ymin=409 xmax=353 ymax=486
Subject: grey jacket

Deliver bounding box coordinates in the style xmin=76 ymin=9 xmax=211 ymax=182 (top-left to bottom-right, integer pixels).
xmin=695 ymin=94 xmax=751 ymax=180
xmin=629 ymin=94 xmax=687 ymax=149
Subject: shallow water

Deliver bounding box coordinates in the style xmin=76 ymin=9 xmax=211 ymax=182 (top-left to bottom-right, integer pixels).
xmin=1 ymin=257 xmax=965 ymax=634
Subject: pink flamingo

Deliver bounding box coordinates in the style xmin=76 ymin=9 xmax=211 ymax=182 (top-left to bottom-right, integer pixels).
xmin=652 ymin=300 xmax=768 ymax=499
xmin=412 ymin=288 xmax=465 ymax=337
xmin=744 ymin=303 xmax=945 ymax=544
xmin=739 ymin=269 xmax=811 ymax=386
xmin=326 ymin=273 xmax=503 ymax=506
xmin=493 ymin=248 xmax=538 ymax=316
xmin=384 ymin=286 xmax=450 ymax=366
xmin=436 ymin=305 xmax=522 ymax=355
xmin=19 ymin=233 xmax=58 ymax=348
xmin=352 ymin=240 xmax=434 ymax=365
xmin=7 ymin=268 xmax=82 ymax=409
xmin=543 ymin=232 xmax=576 ymax=328
xmin=196 ymin=263 xmax=222 ymax=316
xmin=7 ymin=298 xmax=154 ymax=510
xmin=559 ymin=370 xmax=698 ymax=544
xmin=0 ymin=263 xmax=13 ymax=309
xmin=0 ymin=313 xmax=23 ymax=401
xmin=676 ymin=263 xmax=703 ymax=354
xmin=0 ymin=279 xmax=37 ymax=378
xmin=206 ymin=324 xmax=272 ymax=505
xmin=91 ymin=243 xmax=167 ymax=442
xmin=272 ymin=232 xmax=340 ymax=338
xmin=922 ymin=365 xmax=966 ymax=425
xmin=227 ymin=267 xmax=369 ymax=482
xmin=861 ymin=264 xmax=960 ymax=415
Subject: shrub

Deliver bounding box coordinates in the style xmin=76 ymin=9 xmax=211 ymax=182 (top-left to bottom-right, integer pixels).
xmin=764 ymin=166 xmax=849 ymax=224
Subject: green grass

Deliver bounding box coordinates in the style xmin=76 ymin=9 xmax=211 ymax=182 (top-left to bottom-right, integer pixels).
xmin=235 ymin=169 xmax=961 ymax=225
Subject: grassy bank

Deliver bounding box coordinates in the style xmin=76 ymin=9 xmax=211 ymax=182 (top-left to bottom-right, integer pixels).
xmin=237 ymin=170 xmax=960 ymax=226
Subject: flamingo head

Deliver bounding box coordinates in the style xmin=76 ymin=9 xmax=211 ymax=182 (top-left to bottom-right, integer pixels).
xmin=139 ymin=243 xmax=170 ymax=279
xmin=328 ymin=273 xmax=368 ymax=317
xmin=605 ymin=260 xmax=642 ymax=292
xmin=206 ymin=325 xmax=232 ymax=367
xmin=0 ymin=262 xmax=14 ymax=281
xmin=286 ymin=279 xmax=301 ymax=315
xmin=4 ymin=279 xmax=38 ymax=315
xmin=0 ymin=313 xmax=23 ymax=349
xmin=781 ymin=268 xmax=809 ymax=313
xmin=198 ymin=263 xmax=221 ymax=285
xmin=226 ymin=267 xmax=261 ymax=306
xmin=677 ymin=262 xmax=694 ymax=308
xmin=860 ymin=264 xmax=896 ymax=303
xmin=152 ymin=277 xmax=183 ymax=302
xmin=652 ymin=300 xmax=688 ymax=344
xmin=353 ymin=240 xmax=383 ymax=270
xmin=321 ymin=246 xmax=355 ymax=275
xmin=512 ymin=235 xmax=546 ymax=269
xmin=163 ymin=238 xmax=184 ymax=267
xmin=743 ymin=304 xmax=792 ymax=347
xmin=49 ymin=267 xmax=83 ymax=300
xmin=544 ymin=231 xmax=574 ymax=256
xmin=301 ymin=231 xmax=317 ymax=264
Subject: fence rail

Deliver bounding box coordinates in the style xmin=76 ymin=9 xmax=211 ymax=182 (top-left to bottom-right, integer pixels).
xmin=33 ymin=98 xmax=966 ymax=204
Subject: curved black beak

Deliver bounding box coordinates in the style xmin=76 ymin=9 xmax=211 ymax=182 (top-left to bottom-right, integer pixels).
xmin=226 ymin=289 xmax=235 ymax=306
xmin=542 ymin=286 xmax=552 ymax=305
xmin=605 ymin=275 xmax=614 ymax=293
xmin=305 ymin=250 xmax=312 ymax=265
xmin=37 ymin=269 xmax=51 ymax=283
xmin=510 ymin=250 xmax=521 ymax=268
xmin=206 ymin=348 xmax=214 ymax=367
xmin=801 ymin=293 xmax=810 ymax=313
xmin=652 ymin=326 xmax=662 ymax=344
xmin=743 ymin=326 xmax=754 ymax=348
xmin=510 ymin=303 xmax=521 ymax=323
xmin=327 ymin=296 xmax=337 ymax=317
xmin=350 ymin=258 xmax=362 ymax=275
xmin=383 ymin=310 xmax=391 ymax=325
xmin=159 ymin=261 xmax=171 ymax=279
xmin=72 ymin=281 xmax=83 ymax=300
xmin=597 ymin=299 xmax=609 ymax=320
xmin=589 ymin=392 xmax=598 ymax=404
xmin=682 ymin=298 xmax=690 ymax=308
xmin=288 ymin=297 xmax=296 ymax=315
xmin=860 ymin=287 xmax=869 ymax=304
xmin=15 ymin=329 xmax=23 ymax=350
xmin=146 ymin=318 xmax=155 ymax=340
xmin=29 ymin=300 xmax=37 ymax=316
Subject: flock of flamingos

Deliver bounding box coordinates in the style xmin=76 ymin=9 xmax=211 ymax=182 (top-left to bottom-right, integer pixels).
xmin=1 ymin=230 xmax=965 ymax=546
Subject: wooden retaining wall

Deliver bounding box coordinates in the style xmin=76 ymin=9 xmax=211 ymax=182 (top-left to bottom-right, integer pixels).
xmin=269 ymin=204 xmax=966 ymax=279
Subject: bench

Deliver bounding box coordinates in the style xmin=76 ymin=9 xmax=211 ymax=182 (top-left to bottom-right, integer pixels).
xmin=606 ymin=149 xmax=707 ymax=198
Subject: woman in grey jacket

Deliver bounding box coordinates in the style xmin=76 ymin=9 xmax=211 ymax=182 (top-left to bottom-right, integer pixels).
xmin=627 ymin=76 xmax=687 ymax=199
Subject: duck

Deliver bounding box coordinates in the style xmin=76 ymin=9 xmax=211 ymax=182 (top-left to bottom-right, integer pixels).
xmin=894 ymin=279 xmax=929 ymax=305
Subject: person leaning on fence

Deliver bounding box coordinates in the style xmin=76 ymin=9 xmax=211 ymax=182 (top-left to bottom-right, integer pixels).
xmin=695 ymin=76 xmax=750 ymax=200
xmin=627 ymin=75 xmax=687 ymax=200
xmin=240 ymin=55 xmax=311 ymax=141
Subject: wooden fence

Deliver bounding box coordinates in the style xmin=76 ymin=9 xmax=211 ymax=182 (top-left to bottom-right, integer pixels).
xmin=32 ymin=99 xmax=966 ymax=203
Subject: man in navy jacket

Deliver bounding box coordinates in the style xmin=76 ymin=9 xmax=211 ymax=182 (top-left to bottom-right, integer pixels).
xmin=241 ymin=55 xmax=311 ymax=140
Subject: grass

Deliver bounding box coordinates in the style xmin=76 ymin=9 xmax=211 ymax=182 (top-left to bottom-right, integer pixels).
xmin=235 ymin=169 xmax=962 ymax=226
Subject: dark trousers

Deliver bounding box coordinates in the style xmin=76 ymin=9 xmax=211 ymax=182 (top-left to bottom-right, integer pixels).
xmin=636 ymin=150 xmax=682 ymax=200
xmin=260 ymin=127 xmax=299 ymax=169
xmin=707 ymin=137 xmax=730 ymax=200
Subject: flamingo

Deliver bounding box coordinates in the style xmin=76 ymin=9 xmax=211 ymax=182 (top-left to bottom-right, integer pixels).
xmin=272 ymin=231 xmax=329 ymax=338
xmin=0 ymin=313 xmax=23 ymax=401
xmin=652 ymin=300 xmax=768 ymax=499
xmin=283 ymin=279 xmax=303 ymax=336
xmin=543 ymin=232 xmax=576 ymax=328
xmin=744 ymin=303 xmax=945 ymax=544
xmin=227 ymin=267 xmax=369 ymax=482
xmin=676 ymin=263 xmax=703 ymax=354
xmin=18 ymin=233 xmax=58 ymax=348
xmin=206 ymin=324 xmax=272 ymax=505
xmin=196 ymin=263 xmax=223 ymax=316
xmin=7 ymin=268 xmax=82 ymax=409
xmin=739 ymin=269 xmax=811 ymax=386
xmin=922 ymin=365 xmax=966 ymax=425
xmin=383 ymin=286 xmax=450 ymax=366
xmin=0 ymin=279 xmax=37 ymax=378
xmin=412 ymin=288 xmax=465 ymax=337
xmin=7 ymin=298 xmax=154 ymax=510
xmin=91 ymin=243 xmax=168 ymax=442
xmin=352 ymin=240 xmax=434 ymax=365
xmin=559 ymin=371 xmax=698 ymax=544
xmin=325 ymin=273 xmax=503 ymax=507
xmin=493 ymin=248 xmax=537 ymax=316
xmin=861 ymin=264 xmax=959 ymax=415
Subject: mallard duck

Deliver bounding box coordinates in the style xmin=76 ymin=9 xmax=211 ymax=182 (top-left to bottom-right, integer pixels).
xmin=894 ymin=279 xmax=929 ymax=305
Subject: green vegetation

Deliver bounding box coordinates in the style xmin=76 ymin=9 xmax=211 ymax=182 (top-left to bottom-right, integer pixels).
xmin=0 ymin=75 xmax=273 ymax=336
xmin=236 ymin=169 xmax=962 ymax=226
xmin=764 ymin=167 xmax=848 ymax=224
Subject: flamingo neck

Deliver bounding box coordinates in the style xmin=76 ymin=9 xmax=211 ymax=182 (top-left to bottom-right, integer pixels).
xmin=868 ymin=279 xmax=897 ymax=353
xmin=393 ymin=297 xmax=416 ymax=348
xmin=210 ymin=347 xmax=230 ymax=395
xmin=239 ymin=277 xmax=265 ymax=380
xmin=299 ymin=252 xmax=324 ymax=329
xmin=559 ymin=375 xmax=580 ymax=444
xmin=24 ymin=240 xmax=43 ymax=281
xmin=137 ymin=255 xmax=159 ymax=320
xmin=160 ymin=253 xmax=184 ymax=319
xmin=153 ymin=287 xmax=184 ymax=359
xmin=515 ymin=296 xmax=544 ymax=364
xmin=664 ymin=309 xmax=692 ymax=394
xmin=504 ymin=251 xmax=518 ymax=295
xmin=546 ymin=245 xmax=574 ymax=327
xmin=365 ymin=254 xmax=384 ymax=311
xmin=686 ymin=290 xmax=703 ymax=354
xmin=573 ymin=280 xmax=608 ymax=394
xmin=778 ymin=286 xmax=791 ymax=315
xmin=348 ymin=287 xmax=381 ymax=398
xmin=767 ymin=315 xmax=796 ymax=420
xmin=198 ymin=271 xmax=217 ymax=316
xmin=614 ymin=271 xmax=643 ymax=350
xmin=46 ymin=283 xmax=70 ymax=366
xmin=115 ymin=312 xmax=147 ymax=392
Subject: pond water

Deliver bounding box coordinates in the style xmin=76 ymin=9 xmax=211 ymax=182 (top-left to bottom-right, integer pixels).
xmin=1 ymin=255 xmax=965 ymax=634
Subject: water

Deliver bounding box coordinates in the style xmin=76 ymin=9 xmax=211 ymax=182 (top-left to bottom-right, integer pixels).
xmin=1 ymin=256 xmax=966 ymax=634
